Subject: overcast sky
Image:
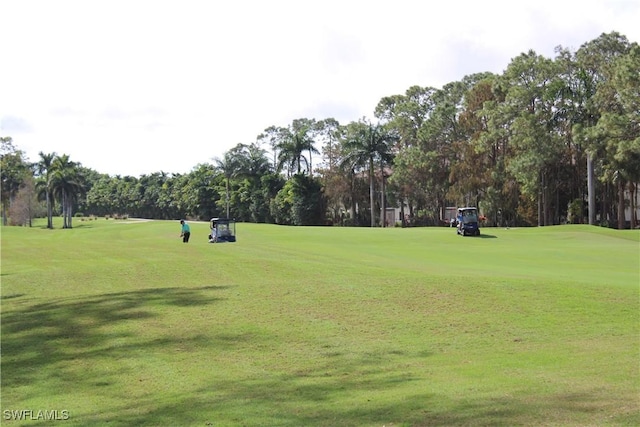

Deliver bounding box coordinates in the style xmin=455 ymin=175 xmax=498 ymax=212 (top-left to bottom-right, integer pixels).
xmin=2 ymin=0 xmax=639 ymax=177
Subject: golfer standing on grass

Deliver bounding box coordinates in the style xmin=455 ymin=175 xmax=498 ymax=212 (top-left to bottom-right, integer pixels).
xmin=180 ymin=220 xmax=191 ymax=243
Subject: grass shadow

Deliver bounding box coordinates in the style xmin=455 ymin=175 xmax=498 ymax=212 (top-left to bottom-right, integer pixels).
xmin=478 ymin=233 xmax=498 ymax=239
xmin=3 ymin=281 xmax=636 ymax=425
xmin=1 ymin=286 xmax=233 ymax=391
xmin=68 ymin=361 xmax=633 ymax=426
xmin=1 ymin=293 xmax=25 ymax=299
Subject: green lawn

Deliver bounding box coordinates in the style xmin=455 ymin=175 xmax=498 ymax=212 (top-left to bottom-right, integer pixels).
xmin=1 ymin=219 xmax=639 ymax=426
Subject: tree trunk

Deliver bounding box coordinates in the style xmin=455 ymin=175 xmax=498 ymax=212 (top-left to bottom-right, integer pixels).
xmin=62 ymin=192 xmax=68 ymax=228
xmin=545 ymin=181 xmax=550 ymax=226
xmin=349 ymin=174 xmax=356 ymax=225
xmin=67 ymin=196 xmax=73 ymax=229
xmin=369 ymin=158 xmax=375 ymax=227
xmin=632 ymin=182 xmax=638 ymax=228
xmin=555 ymin=184 xmax=560 ymax=225
xmin=225 ymin=178 xmax=230 ymax=218
xmin=380 ymin=169 xmax=385 ymax=227
xmin=538 ymin=172 xmax=543 ymax=227
xmin=46 ymin=192 xmax=53 ymax=229
xmin=350 ymin=201 xmax=356 ymax=225
xmin=587 ymin=153 xmax=595 ymax=225
xmin=618 ymin=177 xmax=625 ymax=229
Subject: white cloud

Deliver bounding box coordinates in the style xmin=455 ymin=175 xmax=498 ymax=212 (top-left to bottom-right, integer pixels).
xmin=1 ymin=0 xmax=638 ymax=176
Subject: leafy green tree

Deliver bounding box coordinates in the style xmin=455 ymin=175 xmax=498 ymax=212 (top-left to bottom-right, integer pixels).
xmin=272 ymin=180 xmax=293 ymax=225
xmin=112 ymin=175 xmax=140 ymax=216
xmin=1 ymin=137 xmax=31 ymax=226
xmin=179 ymin=164 xmax=219 ymax=220
xmin=260 ymin=172 xmax=285 ymax=223
xmin=85 ymin=174 xmax=116 ymax=216
xmin=388 ymin=145 xmax=436 ymax=223
xmin=232 ymin=143 xmax=272 ymax=222
xmin=315 ymin=118 xmax=349 ymax=224
xmin=257 ymin=125 xmax=288 ymax=171
xmin=571 ymin=32 xmax=634 ymax=225
xmin=595 ymin=43 xmax=640 ymax=228
xmin=157 ymin=173 xmax=182 ymax=220
xmin=375 ymin=86 xmax=437 ymax=223
xmin=499 ymin=51 xmax=566 ymax=225
xmin=149 ymin=172 xmax=178 ymax=219
xmin=375 ymin=86 xmax=437 ymax=149
xmin=289 ymin=173 xmax=325 ymax=225
xmin=613 ymin=44 xmax=640 ymax=226
xmin=74 ymin=166 xmax=101 ymax=216
xmin=134 ymin=172 xmax=167 ymax=218
xmin=272 ymin=173 xmax=325 ymax=225
xmin=315 ymin=118 xmax=342 ymax=169
xmin=168 ymin=173 xmax=192 ymax=219
xmin=214 ymin=143 xmax=272 ymax=221
xmin=421 ymin=76 xmax=491 ymax=221
xmin=453 ymin=76 xmax=518 ymax=225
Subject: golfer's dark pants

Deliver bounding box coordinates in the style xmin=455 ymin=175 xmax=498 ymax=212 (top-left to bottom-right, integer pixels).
xmin=183 ymin=232 xmax=191 ymax=243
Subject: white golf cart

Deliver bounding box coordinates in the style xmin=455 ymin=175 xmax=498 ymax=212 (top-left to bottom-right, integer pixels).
xmin=209 ymin=217 xmax=237 ymax=243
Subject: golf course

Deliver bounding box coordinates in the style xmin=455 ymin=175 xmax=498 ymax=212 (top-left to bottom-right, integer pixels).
xmin=1 ymin=219 xmax=638 ymax=426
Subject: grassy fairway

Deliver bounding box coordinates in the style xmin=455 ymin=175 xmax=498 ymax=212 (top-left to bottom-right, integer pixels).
xmin=1 ymin=219 xmax=638 ymax=426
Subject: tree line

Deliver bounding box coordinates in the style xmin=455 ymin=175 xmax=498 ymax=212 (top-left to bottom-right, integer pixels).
xmin=1 ymin=32 xmax=638 ymax=229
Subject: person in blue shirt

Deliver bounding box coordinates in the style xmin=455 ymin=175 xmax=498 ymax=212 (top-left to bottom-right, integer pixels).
xmin=179 ymin=220 xmax=191 ymax=243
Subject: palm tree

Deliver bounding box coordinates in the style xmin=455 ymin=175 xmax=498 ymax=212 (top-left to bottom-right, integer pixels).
xmin=276 ymin=133 xmax=305 ymax=176
xmin=244 ymin=143 xmax=271 ymax=178
xmin=292 ymin=118 xmax=320 ymax=175
xmin=341 ymin=119 xmax=397 ymax=227
xmin=35 ymin=151 xmax=56 ymax=229
xmin=276 ymin=121 xmax=319 ymax=176
xmin=49 ymin=154 xmax=84 ymax=228
xmin=226 ymin=143 xmax=274 ymax=222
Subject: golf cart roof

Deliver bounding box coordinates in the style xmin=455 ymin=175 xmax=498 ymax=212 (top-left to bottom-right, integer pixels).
xmin=458 ymin=207 xmax=477 ymax=212
xmin=210 ymin=217 xmax=234 ymax=223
